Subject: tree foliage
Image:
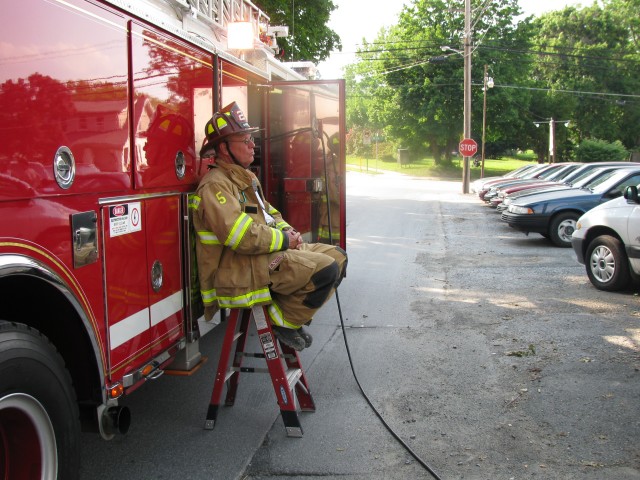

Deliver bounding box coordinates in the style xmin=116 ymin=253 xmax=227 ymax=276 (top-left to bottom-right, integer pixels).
xmin=345 ymin=0 xmax=640 ymax=164
xmin=575 ymin=139 xmax=629 ymax=162
xmin=530 ymin=2 xmax=640 ymax=156
xmin=255 ymin=0 xmax=341 ymax=63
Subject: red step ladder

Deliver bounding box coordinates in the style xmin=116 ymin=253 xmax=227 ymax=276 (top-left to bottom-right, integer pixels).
xmin=204 ymin=305 xmax=315 ymax=437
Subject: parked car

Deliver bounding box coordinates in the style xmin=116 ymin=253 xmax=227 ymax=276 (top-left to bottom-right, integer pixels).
xmin=470 ymin=164 xmax=537 ymax=194
xmin=487 ymin=163 xmax=584 ymax=207
xmin=571 ymin=185 xmax=640 ymax=291
xmin=478 ymin=163 xmax=567 ymax=201
xmin=496 ymin=164 xmax=639 ymax=213
xmin=501 ymin=167 xmax=640 ymax=247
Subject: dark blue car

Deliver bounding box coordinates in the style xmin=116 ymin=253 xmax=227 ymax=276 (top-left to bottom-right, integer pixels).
xmin=500 ymin=167 xmax=640 ymax=247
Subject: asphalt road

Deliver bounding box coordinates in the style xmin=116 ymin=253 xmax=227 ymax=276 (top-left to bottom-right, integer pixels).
xmin=80 ymin=170 xmax=640 ymax=480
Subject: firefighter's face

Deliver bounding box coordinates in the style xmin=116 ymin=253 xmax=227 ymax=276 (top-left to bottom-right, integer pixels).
xmin=226 ymin=134 xmax=255 ymax=167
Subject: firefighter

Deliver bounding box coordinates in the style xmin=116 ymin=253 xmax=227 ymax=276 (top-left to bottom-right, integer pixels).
xmin=191 ymin=102 xmax=347 ymax=351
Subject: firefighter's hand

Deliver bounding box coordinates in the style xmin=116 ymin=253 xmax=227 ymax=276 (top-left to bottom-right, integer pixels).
xmin=285 ymin=229 xmax=303 ymax=250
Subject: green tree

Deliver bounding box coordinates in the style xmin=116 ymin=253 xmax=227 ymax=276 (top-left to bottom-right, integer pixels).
xmin=530 ymin=2 xmax=640 ymax=156
xmin=345 ymin=0 xmax=533 ymax=165
xmin=255 ymin=0 xmax=341 ymax=63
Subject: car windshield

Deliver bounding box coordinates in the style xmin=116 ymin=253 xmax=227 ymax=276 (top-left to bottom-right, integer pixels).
xmin=586 ymin=170 xmax=622 ymax=190
xmin=591 ymin=171 xmax=640 ymax=195
xmin=546 ymin=165 xmax=580 ymax=181
xmin=573 ymin=168 xmax=613 ymax=187
xmin=569 ymin=167 xmax=607 ymax=185
xmin=521 ymin=165 xmax=551 ymax=179
xmin=538 ymin=166 xmax=565 ymax=179
xmin=509 ymin=165 xmax=535 ymax=177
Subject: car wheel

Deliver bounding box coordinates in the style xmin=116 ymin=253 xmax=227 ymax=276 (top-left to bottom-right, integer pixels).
xmin=585 ymin=235 xmax=631 ymax=291
xmin=0 ymin=321 xmax=80 ymax=480
xmin=549 ymin=212 xmax=579 ymax=247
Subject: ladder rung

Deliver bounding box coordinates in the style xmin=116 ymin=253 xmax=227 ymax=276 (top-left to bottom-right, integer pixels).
xmin=235 ymin=352 xmax=265 ymax=359
xmin=232 ymin=331 xmax=245 ymax=342
xmin=286 ymin=368 xmax=302 ymax=388
xmin=230 ymin=366 xmax=269 ymax=374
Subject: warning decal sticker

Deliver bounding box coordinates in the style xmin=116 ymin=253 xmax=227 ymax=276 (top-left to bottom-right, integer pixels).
xmin=109 ymin=202 xmax=142 ymax=237
xmin=259 ymin=332 xmax=278 ymax=360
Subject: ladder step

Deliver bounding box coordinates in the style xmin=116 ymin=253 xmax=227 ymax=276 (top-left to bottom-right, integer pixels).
xmin=232 ymin=331 xmax=245 ymax=342
xmin=230 ymin=366 xmax=269 ymax=374
xmin=286 ymin=368 xmax=302 ymax=389
xmin=226 ymin=366 xmax=303 ymax=390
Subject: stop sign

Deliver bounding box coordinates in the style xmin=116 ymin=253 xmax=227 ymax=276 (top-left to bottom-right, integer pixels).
xmin=459 ymin=138 xmax=478 ymax=156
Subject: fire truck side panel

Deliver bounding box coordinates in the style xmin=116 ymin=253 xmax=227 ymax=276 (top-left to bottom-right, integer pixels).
xmin=145 ymin=196 xmax=184 ymax=358
xmin=0 ymin=0 xmax=132 ymax=201
xmin=131 ymin=22 xmax=213 ymax=190
xmin=102 ymin=196 xmax=184 ymax=378
xmin=102 ymin=203 xmax=151 ymax=375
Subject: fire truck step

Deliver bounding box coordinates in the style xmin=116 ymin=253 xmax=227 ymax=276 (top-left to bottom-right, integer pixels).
xmin=204 ymin=305 xmax=315 ymax=435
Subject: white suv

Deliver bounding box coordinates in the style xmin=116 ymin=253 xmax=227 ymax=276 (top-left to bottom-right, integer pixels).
xmin=571 ymin=185 xmax=640 ymax=291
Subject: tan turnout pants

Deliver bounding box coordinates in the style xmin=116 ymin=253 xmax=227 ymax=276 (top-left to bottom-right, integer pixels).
xmin=266 ymin=243 xmax=347 ymax=328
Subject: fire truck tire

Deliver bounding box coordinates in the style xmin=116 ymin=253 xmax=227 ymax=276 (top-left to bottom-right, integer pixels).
xmin=0 ymin=320 xmax=80 ymax=480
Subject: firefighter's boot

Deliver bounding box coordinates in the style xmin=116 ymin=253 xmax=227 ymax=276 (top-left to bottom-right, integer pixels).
xmin=272 ymin=326 xmax=306 ymax=351
xmin=298 ymin=327 xmax=313 ymax=348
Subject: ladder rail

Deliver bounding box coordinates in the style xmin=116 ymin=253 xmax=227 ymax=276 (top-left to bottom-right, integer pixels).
xmin=204 ymin=305 xmax=315 ymax=436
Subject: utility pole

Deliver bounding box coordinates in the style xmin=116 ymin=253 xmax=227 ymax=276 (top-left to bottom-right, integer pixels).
xmin=549 ymin=117 xmax=556 ymax=163
xmin=534 ymin=119 xmax=570 ymax=163
xmin=462 ymin=0 xmax=472 ymax=193
xmin=481 ymin=64 xmax=488 ymax=178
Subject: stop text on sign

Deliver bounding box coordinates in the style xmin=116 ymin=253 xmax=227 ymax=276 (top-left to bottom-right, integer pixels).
xmin=459 ymin=138 xmax=478 ymax=156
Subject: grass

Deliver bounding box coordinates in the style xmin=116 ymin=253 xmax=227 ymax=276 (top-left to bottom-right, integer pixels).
xmin=347 ymin=153 xmax=538 ymax=180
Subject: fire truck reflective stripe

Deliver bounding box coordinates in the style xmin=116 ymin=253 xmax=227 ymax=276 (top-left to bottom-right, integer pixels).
xmin=267 ymin=302 xmax=299 ymax=329
xmin=196 ymin=230 xmax=220 ymax=245
xmin=270 ymin=228 xmax=285 ymax=252
xmin=110 ymin=309 xmax=149 ymax=350
xmin=217 ymin=288 xmax=272 ymax=309
xmin=201 ymin=288 xmax=217 ymax=305
xmin=150 ymin=291 xmax=183 ymax=327
xmin=225 ymin=213 xmax=253 ymax=249
xmin=110 ymin=292 xmax=183 ymax=349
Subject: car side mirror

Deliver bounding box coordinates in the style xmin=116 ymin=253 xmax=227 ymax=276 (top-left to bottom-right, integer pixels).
xmin=624 ymin=185 xmax=640 ymax=204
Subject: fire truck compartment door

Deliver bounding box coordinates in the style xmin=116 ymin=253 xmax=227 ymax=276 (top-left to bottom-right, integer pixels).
xmin=102 ymin=196 xmax=184 ymax=380
xmin=264 ymin=80 xmax=346 ymax=250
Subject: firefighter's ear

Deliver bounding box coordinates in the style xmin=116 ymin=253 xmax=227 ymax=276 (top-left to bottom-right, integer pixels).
xmin=218 ymin=142 xmax=229 ymax=156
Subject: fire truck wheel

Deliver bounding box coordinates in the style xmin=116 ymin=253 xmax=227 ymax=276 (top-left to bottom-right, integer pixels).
xmin=0 ymin=321 xmax=80 ymax=480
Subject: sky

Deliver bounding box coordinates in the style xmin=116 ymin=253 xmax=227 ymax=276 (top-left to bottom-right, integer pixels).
xmin=316 ymin=0 xmax=586 ymax=79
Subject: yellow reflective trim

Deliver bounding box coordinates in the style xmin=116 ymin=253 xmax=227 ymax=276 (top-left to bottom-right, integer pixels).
xmin=272 ymin=229 xmax=284 ymax=252
xmin=197 ymin=230 xmax=220 ymax=245
xmin=275 ymin=220 xmax=290 ymax=230
xmin=267 ymin=303 xmax=299 ymax=329
xmin=226 ymin=213 xmax=252 ymax=249
xmin=318 ymin=228 xmax=340 ymax=240
xmin=200 ymin=288 xmax=217 ymax=305
xmin=189 ymin=194 xmax=201 ymax=210
xmin=216 ymin=288 xmax=272 ymax=309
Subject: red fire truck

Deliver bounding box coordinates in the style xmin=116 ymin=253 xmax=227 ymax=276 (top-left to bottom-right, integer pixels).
xmin=0 ymin=0 xmax=345 ymax=477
